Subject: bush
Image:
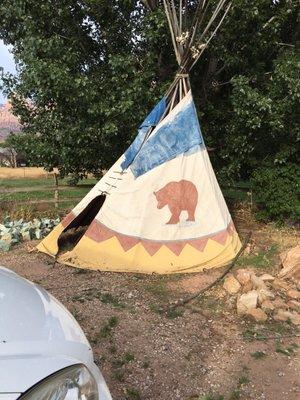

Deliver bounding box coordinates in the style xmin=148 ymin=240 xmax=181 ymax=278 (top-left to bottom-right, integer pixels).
xmin=251 ymin=163 xmax=300 ymax=223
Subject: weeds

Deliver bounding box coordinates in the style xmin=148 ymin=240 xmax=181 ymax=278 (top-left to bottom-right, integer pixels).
xmin=197 ymin=394 xmax=224 ymax=400
xmin=237 ymin=244 xmax=278 ymax=269
xmin=113 ymin=352 xmax=135 ymax=368
xmin=166 ymin=307 xmax=184 ymax=319
xmin=125 ymin=388 xmax=141 ymax=400
xmin=251 ymin=350 xmax=267 ymax=359
xmin=145 ymin=281 xmax=169 ymax=299
xmin=71 ymin=288 xmax=125 ymax=308
xmin=113 ymin=369 xmax=125 ymax=382
xmin=228 ymin=374 xmax=250 ymax=400
xmin=142 ymin=360 xmax=150 ymax=369
xmin=242 ymin=328 xmax=267 ymax=342
xmin=275 ymin=342 xmax=298 ymax=356
xmin=96 ymin=316 xmax=119 ymax=340
xmin=101 ymin=292 xmax=125 ymax=308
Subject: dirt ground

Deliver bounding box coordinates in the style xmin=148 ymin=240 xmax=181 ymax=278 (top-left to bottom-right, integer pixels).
xmin=1 ymin=223 xmax=299 ymax=400
xmin=0 ymin=167 xmax=57 ymax=179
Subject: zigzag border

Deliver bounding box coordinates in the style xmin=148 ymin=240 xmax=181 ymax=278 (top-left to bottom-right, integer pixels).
xmin=83 ymin=219 xmax=236 ymax=256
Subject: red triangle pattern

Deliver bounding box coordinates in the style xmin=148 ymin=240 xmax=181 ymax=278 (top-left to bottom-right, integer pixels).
xmin=84 ymin=220 xmax=236 ymax=257
xmin=61 ymin=211 xmax=76 ymax=228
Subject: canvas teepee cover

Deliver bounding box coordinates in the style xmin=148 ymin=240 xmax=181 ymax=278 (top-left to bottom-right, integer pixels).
xmin=38 ymin=0 xmax=241 ymax=273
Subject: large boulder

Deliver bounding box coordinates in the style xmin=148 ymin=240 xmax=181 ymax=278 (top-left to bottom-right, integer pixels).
xmin=279 ymin=245 xmax=300 ymax=282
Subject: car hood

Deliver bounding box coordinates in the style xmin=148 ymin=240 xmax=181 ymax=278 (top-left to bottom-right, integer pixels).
xmin=0 ymin=266 xmax=93 ymax=393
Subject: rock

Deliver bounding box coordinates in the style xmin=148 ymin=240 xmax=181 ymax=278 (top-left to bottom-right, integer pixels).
xmin=273 ymin=309 xmax=294 ymax=322
xmin=279 ymin=245 xmax=300 ymax=281
xmin=242 ymin=281 xmax=254 ymax=293
xmin=257 ymin=288 xmax=275 ymax=304
xmin=244 ymin=243 xmax=252 ymax=255
xmin=247 ymin=308 xmax=268 ymax=322
xmin=260 ymin=274 xmax=275 ymax=282
xmin=272 ymin=297 xmax=288 ymax=309
xmin=287 ymin=300 xmax=300 ymax=312
xmin=0 ymin=239 xmax=11 ymax=252
xmin=237 ymin=290 xmax=258 ymax=315
xmin=272 ymin=278 xmax=290 ymax=291
xmin=286 ymin=289 xmax=300 ymax=300
xmin=261 ymin=300 xmax=275 ymax=312
xmin=223 ymin=274 xmax=241 ymax=294
xmin=290 ymin=313 xmax=300 ymax=326
xmin=236 ymin=269 xmax=252 ymax=286
xmin=251 ymin=274 xmax=267 ymax=290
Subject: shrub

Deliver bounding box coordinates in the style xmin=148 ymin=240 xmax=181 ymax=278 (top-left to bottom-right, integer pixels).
xmin=251 ymin=163 xmax=300 ymax=223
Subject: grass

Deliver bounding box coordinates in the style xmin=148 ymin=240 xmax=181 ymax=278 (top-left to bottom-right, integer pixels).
xmin=100 ymin=293 xmax=125 ymax=309
xmin=197 ymin=394 xmax=224 ymax=400
xmin=251 ymin=350 xmax=267 ymax=359
xmin=71 ymin=288 xmax=125 ymax=308
xmin=0 ymin=187 xmax=91 ymax=202
xmin=228 ymin=374 xmax=250 ymax=400
xmin=275 ymin=342 xmax=298 ymax=356
xmin=96 ymin=316 xmax=119 ymax=340
xmin=237 ymin=244 xmax=278 ymax=269
xmin=113 ymin=352 xmax=135 ymax=368
xmin=125 ymin=388 xmax=141 ymax=400
xmin=145 ymin=280 xmax=169 ymax=299
xmin=142 ymin=360 xmax=150 ymax=369
xmin=0 ymin=175 xmax=97 ymax=219
xmin=166 ymin=307 xmax=184 ymax=319
xmin=0 ymin=176 xmax=97 ymax=188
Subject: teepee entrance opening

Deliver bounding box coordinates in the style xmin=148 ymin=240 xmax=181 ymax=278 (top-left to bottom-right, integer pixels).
xmin=57 ymin=194 xmax=106 ymax=252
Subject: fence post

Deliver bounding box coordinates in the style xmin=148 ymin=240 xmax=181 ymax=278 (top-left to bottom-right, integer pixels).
xmin=54 ymin=173 xmax=59 ymax=209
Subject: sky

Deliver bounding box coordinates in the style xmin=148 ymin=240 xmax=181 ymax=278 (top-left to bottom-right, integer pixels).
xmin=0 ymin=40 xmax=16 ymax=104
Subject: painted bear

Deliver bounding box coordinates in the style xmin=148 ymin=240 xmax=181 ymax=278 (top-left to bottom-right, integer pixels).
xmin=154 ymin=180 xmax=198 ymax=225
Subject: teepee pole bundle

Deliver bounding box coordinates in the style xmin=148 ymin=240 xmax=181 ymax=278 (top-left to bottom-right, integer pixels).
xmin=159 ymin=0 xmax=231 ymax=115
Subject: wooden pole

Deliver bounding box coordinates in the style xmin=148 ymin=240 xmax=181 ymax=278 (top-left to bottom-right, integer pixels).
xmin=54 ymin=173 xmax=59 ymax=209
xmin=163 ymin=0 xmax=181 ymax=64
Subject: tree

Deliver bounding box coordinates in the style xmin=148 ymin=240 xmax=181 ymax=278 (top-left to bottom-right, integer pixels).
xmin=0 ymin=0 xmax=174 ymax=178
xmin=191 ymin=0 xmax=299 ymax=181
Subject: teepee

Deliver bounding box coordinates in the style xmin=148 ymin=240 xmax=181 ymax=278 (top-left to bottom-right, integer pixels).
xmin=38 ymin=0 xmax=241 ymax=274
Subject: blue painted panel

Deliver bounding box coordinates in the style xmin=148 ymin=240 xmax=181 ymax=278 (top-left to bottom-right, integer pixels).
xmin=130 ymin=99 xmax=203 ymax=178
xmin=121 ymin=97 xmax=166 ymax=170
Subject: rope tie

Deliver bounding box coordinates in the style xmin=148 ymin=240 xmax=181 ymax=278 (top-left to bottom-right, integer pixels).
xmin=176 ymin=73 xmax=189 ymax=78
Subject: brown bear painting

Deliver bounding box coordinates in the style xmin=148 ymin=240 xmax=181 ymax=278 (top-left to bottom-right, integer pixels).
xmin=154 ymin=180 xmax=198 ymax=225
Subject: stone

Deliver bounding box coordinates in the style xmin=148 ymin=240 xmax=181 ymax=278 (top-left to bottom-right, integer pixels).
xmin=272 ymin=278 xmax=290 ymax=291
xmin=0 ymin=239 xmax=11 ymax=252
xmin=236 ymin=269 xmax=252 ymax=286
xmin=261 ymin=300 xmax=275 ymax=312
xmin=237 ymin=290 xmax=258 ymax=315
xmin=247 ymin=308 xmax=268 ymax=322
xmin=260 ymin=274 xmax=275 ymax=282
xmin=242 ymin=281 xmax=254 ymax=293
xmin=290 ymin=313 xmax=300 ymax=326
xmin=273 ymin=309 xmax=294 ymax=322
xmin=272 ymin=297 xmax=288 ymax=309
xmin=279 ymin=245 xmax=300 ymax=280
xmin=223 ymin=274 xmax=241 ymax=294
xmin=251 ymin=274 xmax=267 ymax=290
xmin=257 ymin=288 xmax=275 ymax=304
xmin=286 ymin=289 xmax=300 ymax=300
xmin=287 ymin=300 xmax=300 ymax=312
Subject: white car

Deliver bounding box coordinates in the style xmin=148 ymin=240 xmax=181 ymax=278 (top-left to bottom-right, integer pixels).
xmin=0 ymin=266 xmax=112 ymax=400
